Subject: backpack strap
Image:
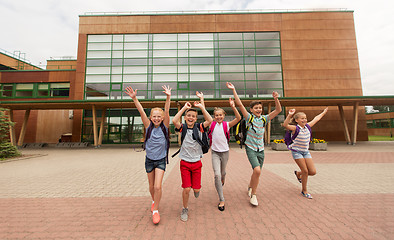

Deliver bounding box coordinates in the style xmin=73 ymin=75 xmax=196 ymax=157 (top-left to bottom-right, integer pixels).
xmin=305 ymin=123 xmax=312 ymax=142
xmin=292 ymin=125 xmax=301 ymax=140
xmin=159 ymin=122 xmax=170 ymax=164
xmin=223 ymin=121 xmax=230 ymax=142
xmin=143 ymin=122 xmax=154 ymax=150
xmin=248 ymin=115 xmax=256 ymax=133
xmin=171 ymin=123 xmax=188 ymax=158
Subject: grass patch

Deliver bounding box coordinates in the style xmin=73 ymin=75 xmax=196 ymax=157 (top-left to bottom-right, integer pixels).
xmin=368 ymin=135 xmax=394 ymax=141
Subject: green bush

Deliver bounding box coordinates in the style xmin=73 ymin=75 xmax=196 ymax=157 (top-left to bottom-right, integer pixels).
xmin=0 ymin=108 xmax=20 ymax=160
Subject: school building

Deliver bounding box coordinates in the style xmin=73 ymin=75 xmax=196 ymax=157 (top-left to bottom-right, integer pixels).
xmin=1 ymin=10 xmax=394 ymax=146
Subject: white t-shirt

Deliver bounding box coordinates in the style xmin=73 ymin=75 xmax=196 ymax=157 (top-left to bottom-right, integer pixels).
xmin=211 ymin=121 xmax=229 ymax=153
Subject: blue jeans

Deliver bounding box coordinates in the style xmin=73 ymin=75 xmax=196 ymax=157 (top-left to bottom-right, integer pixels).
xmin=291 ymin=150 xmax=312 ymax=160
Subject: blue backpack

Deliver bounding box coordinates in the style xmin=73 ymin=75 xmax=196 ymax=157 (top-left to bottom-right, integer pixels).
xmin=284 ymin=124 xmax=312 ymax=151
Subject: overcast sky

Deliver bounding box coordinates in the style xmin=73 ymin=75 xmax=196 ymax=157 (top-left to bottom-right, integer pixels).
xmin=1 ymin=0 xmax=393 ymax=96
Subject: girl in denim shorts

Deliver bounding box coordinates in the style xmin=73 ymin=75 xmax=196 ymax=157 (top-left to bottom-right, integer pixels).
xmin=125 ymin=85 xmax=171 ymax=225
xmin=283 ymin=108 xmax=328 ymax=199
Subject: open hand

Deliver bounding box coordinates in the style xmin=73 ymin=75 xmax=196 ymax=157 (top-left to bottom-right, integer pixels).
xmin=162 ymin=85 xmax=172 ymax=96
xmin=289 ymin=109 xmax=296 ymax=115
xmin=124 ymin=86 xmax=137 ymax=99
xmin=196 ymin=91 xmax=204 ymax=99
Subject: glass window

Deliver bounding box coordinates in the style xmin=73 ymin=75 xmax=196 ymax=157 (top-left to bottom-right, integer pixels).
xmin=87 ymin=43 xmax=112 ymax=51
xmin=220 ymin=65 xmax=244 ymax=73
xmin=255 ymin=32 xmax=279 ymax=40
xmin=255 ymin=41 xmax=280 ymax=48
xmin=113 ymin=35 xmax=124 ymax=42
xmin=124 ymin=34 xmax=148 ymax=42
xmin=189 ymin=50 xmax=214 ymax=57
xmin=178 ymin=42 xmax=188 ymax=49
xmin=37 ymin=84 xmax=49 ymax=97
xmin=51 ymin=83 xmax=70 ymax=97
xmin=189 ymin=42 xmax=214 ymax=49
xmin=112 ymin=51 xmax=123 ymax=58
xmin=152 ymin=74 xmax=177 ymax=82
xmin=190 ymin=65 xmax=214 ymax=73
xmin=219 ymin=41 xmax=243 ymax=49
xmin=86 ymin=67 xmax=111 ymax=75
xmin=1 ymin=84 xmax=13 ymax=97
xmin=153 ymin=50 xmax=177 ymax=58
xmin=123 ymin=66 xmax=147 ymax=74
xmin=124 ymin=50 xmax=147 ymax=58
xmin=86 ymin=59 xmax=111 ymax=67
xmin=189 ymin=33 xmax=213 ymax=41
xmin=258 ymin=81 xmax=283 ymax=89
xmin=190 ymin=73 xmax=214 ymax=81
xmin=123 ymin=75 xmax=147 ymax=83
xmin=219 ymin=33 xmax=243 ymax=40
xmin=86 ymin=75 xmax=111 ymax=83
xmin=153 ymin=34 xmax=177 ymax=41
xmin=153 ymin=42 xmax=177 ymax=49
xmin=153 ymin=66 xmax=177 ymax=74
xmin=88 ymin=35 xmax=112 ymax=42
xmin=87 ymin=51 xmax=111 ymax=59
xmin=124 ymin=42 xmax=148 ymax=50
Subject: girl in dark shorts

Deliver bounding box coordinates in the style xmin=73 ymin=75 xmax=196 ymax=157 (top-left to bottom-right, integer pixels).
xmin=125 ymin=85 xmax=171 ymax=225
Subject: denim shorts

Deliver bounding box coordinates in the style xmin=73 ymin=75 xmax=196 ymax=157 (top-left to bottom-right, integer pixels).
xmin=291 ymin=150 xmax=312 ymax=160
xmin=145 ymin=156 xmax=166 ymax=173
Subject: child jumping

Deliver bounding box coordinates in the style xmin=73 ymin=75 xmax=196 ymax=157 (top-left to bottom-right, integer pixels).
xmin=282 ymin=107 xmax=328 ymax=199
xmin=124 ymin=85 xmax=171 ymax=225
xmin=172 ymin=92 xmax=213 ymax=222
xmin=227 ymin=82 xmax=282 ymax=206
xmin=209 ymin=98 xmax=241 ymax=211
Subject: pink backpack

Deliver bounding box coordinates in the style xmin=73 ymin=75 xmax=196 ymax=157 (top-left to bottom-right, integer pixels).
xmin=208 ymin=121 xmax=230 ymax=146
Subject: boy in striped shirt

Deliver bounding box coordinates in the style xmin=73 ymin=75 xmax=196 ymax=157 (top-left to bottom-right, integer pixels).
xmin=226 ymin=82 xmax=282 ymax=206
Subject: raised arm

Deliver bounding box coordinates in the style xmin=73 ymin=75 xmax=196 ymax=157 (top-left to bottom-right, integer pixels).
xmin=172 ymin=102 xmax=191 ymax=129
xmin=308 ymin=107 xmax=328 ymax=127
xmin=228 ymin=97 xmax=242 ymax=128
xmin=283 ymin=108 xmax=297 ymax=132
xmin=162 ymin=85 xmax=172 ymax=128
xmin=267 ymin=91 xmax=282 ymax=120
xmin=194 ymin=101 xmax=213 ymax=129
xmin=226 ymin=82 xmax=249 ymax=119
xmin=125 ymin=86 xmax=150 ymax=128
xmin=196 ymin=91 xmax=205 ymax=108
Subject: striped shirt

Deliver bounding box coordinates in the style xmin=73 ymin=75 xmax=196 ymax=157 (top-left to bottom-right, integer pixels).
xmin=290 ymin=124 xmax=311 ymax=152
xmin=244 ymin=113 xmax=269 ymax=152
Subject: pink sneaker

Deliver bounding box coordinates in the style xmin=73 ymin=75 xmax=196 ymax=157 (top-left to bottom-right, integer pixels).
xmin=152 ymin=211 xmax=160 ymax=224
xmin=151 ymin=202 xmax=154 ymax=212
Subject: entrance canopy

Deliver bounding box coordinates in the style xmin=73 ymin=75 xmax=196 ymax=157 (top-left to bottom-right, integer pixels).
xmin=2 ymin=96 xmax=394 ymax=147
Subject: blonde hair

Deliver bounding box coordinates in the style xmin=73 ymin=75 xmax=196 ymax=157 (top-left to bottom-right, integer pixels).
xmin=213 ymin=107 xmax=226 ymax=115
xmin=289 ymin=112 xmax=306 ymax=125
xmin=150 ymin=107 xmax=164 ymax=118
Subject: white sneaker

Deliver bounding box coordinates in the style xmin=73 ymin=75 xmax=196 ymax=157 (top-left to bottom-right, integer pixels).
xmin=250 ymin=194 xmax=258 ymax=206
xmin=248 ymin=187 xmax=252 ymax=197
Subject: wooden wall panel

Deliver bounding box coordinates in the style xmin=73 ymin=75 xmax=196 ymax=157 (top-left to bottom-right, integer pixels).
xmin=283 ymin=69 xmax=360 ymax=80
xmin=12 ymin=110 xmax=38 ymax=143
xmin=281 ymin=19 xmax=355 ymax=30
xmin=1 ymin=71 xmax=49 ymax=83
xmin=281 ymin=49 xmax=359 ymax=60
xmin=283 ymin=59 xmax=360 ymax=70
xmin=282 ymin=39 xmax=358 ymax=50
xmin=151 ymin=15 xmax=215 ymax=24
xmin=281 ymin=12 xmax=354 ymax=20
xmin=36 ymin=110 xmax=73 ymax=143
xmin=216 ymin=13 xmax=281 ymax=23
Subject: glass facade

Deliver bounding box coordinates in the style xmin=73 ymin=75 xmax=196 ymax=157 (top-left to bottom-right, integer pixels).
xmin=85 ymin=32 xmax=283 ymax=100
xmin=83 ymin=32 xmax=284 ymax=143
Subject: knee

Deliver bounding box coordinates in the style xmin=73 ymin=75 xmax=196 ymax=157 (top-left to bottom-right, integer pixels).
xmin=309 ymin=170 xmax=316 ymax=176
xmin=253 ymin=167 xmax=261 ymax=176
xmin=214 ymin=174 xmax=221 ymax=181
xmin=154 ymin=184 xmax=162 ymax=192
xmin=183 ymin=187 xmax=191 ymax=194
xmin=300 ymin=167 xmax=308 ymax=175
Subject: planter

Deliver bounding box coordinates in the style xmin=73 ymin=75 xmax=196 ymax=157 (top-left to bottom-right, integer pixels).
xmin=271 ymin=142 xmax=288 ymax=151
xmin=309 ymin=142 xmax=327 ymax=151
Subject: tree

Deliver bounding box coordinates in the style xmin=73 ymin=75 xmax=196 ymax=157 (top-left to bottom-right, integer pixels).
xmin=0 ymin=108 xmax=20 ymax=159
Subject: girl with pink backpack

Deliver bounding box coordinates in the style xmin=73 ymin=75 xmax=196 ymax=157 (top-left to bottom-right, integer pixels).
xmin=208 ymin=98 xmax=241 ymax=211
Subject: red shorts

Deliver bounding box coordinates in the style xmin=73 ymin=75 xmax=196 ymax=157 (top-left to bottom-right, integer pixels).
xmin=180 ymin=160 xmax=202 ymax=189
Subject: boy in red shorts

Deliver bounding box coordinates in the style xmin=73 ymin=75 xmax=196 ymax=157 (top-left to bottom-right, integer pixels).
xmin=172 ymin=93 xmax=212 ymax=222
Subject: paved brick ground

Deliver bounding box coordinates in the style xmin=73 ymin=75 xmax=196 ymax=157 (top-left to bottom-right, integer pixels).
xmin=0 ymin=142 xmax=393 ymax=239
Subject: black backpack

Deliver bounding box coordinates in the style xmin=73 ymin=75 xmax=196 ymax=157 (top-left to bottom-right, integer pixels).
xmin=144 ymin=121 xmax=170 ymax=163
xmin=172 ymin=123 xmax=209 ymax=158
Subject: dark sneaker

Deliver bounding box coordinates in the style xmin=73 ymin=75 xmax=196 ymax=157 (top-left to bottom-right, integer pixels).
xmin=194 ymin=191 xmax=200 ymax=198
xmin=181 ymin=208 xmax=188 ymax=222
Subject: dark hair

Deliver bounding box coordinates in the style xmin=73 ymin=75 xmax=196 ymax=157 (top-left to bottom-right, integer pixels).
xmin=185 ymin=108 xmax=198 ymax=114
xmin=250 ymin=100 xmax=262 ymax=109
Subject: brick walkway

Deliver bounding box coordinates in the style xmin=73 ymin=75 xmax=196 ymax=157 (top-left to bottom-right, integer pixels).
xmin=0 ymin=142 xmax=393 ymax=239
